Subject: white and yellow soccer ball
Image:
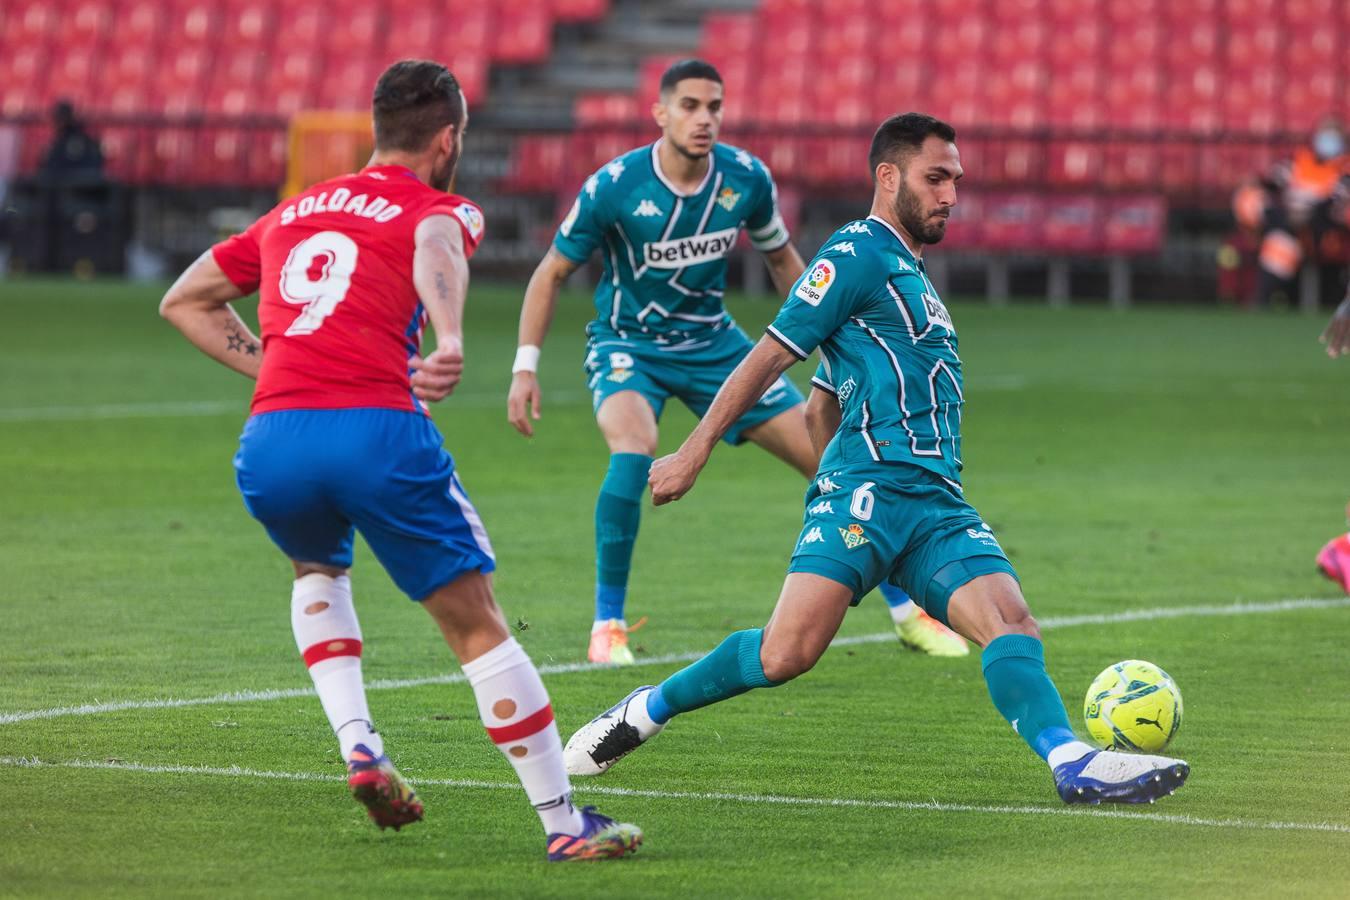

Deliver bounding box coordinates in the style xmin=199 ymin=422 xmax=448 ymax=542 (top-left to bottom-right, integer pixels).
xmin=1083 ymin=659 xmax=1183 ymax=753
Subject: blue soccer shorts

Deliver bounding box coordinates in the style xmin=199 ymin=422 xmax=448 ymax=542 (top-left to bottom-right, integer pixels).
xmin=584 ymin=324 xmax=804 ymax=446
xmin=233 ymin=407 xmax=496 ymax=601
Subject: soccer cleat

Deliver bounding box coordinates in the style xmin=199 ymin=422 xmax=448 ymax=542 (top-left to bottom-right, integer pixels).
xmin=588 ymin=618 xmax=636 ymax=665
xmin=347 ymin=744 xmax=424 ymax=830
xmin=1053 ymin=748 xmax=1189 ymax=805
xmin=564 ymin=686 xmax=665 ymax=776
xmin=1316 ymin=533 xmax=1350 ymax=594
xmin=896 ymin=608 xmax=970 ymax=657
xmin=546 ymin=806 xmax=643 ymax=862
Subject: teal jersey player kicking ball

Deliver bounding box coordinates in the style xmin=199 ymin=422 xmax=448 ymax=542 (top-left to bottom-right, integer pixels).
xmin=507 ymin=59 xmax=964 ymax=664
xmin=563 ymin=113 xmax=1190 ymax=806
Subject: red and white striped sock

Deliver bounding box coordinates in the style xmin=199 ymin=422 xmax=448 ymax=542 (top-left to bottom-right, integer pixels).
xmin=462 ymin=637 xmax=585 ymax=836
xmin=291 ymin=573 xmax=381 ymax=762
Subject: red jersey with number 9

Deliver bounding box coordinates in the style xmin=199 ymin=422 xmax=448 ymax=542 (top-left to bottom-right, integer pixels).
xmin=211 ymin=164 xmax=484 ymax=415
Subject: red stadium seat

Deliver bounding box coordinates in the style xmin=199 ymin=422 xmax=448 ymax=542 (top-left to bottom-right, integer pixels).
xmin=159 ymin=44 xmax=212 ymax=95
xmin=1101 ymin=142 xmax=1159 ymax=191
xmin=1046 ymin=141 xmax=1104 ymax=187
xmin=701 ymin=12 xmax=755 ymax=63
xmin=447 ymin=54 xmax=489 ymax=105
xmin=114 ymin=0 xmax=164 ymax=47
xmin=1044 ymin=63 xmax=1101 ymax=130
xmin=575 ymin=93 xmax=641 ymax=126
xmin=219 ymin=0 xmax=276 ymax=50
xmin=66 ymin=0 xmax=113 ymax=46
xmin=1283 ymin=69 xmax=1338 ymax=133
xmin=162 ymin=0 xmax=219 ymax=44
xmin=1221 ymin=70 xmax=1281 ymax=134
xmin=327 ymin=5 xmax=385 ymax=54
xmin=315 ymin=58 xmax=385 ymax=111
xmin=551 ymin=0 xmax=607 ymax=22
xmin=3 ymin=0 xmax=62 ymax=46
xmin=275 ymin=4 xmax=323 ymax=45
xmin=1162 ymin=65 xmax=1221 ymax=133
xmin=1162 ymin=19 xmax=1219 ymax=71
xmin=1101 ymin=69 xmax=1163 ymax=131
xmin=41 ymin=44 xmax=101 ymax=107
xmin=492 ymin=1 xmax=551 ymax=64
xmin=504 ymin=135 xmax=568 ymax=192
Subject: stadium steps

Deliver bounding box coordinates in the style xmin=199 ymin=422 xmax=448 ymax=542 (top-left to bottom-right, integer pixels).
xmin=477 ymin=0 xmax=711 ymax=130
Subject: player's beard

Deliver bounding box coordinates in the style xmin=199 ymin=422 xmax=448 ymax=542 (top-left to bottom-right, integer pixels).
xmin=431 ymin=145 xmax=460 ymax=192
xmin=894 ymin=182 xmax=948 ymax=244
xmin=669 ymin=133 xmax=712 ymax=160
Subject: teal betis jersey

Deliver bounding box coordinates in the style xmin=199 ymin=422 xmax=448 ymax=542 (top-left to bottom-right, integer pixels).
xmin=553 ymin=140 xmax=789 ymax=349
xmin=767 ymin=215 xmax=965 ymax=484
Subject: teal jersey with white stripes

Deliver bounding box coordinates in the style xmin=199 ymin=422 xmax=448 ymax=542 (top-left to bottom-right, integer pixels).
xmin=553 ymin=140 xmax=790 ymax=348
xmin=767 ymin=215 xmax=964 ymax=484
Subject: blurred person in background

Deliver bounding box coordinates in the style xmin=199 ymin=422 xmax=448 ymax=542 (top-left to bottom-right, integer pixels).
xmin=1230 ymin=118 xmax=1350 ymax=308
xmin=41 ymin=100 xmax=104 ymax=181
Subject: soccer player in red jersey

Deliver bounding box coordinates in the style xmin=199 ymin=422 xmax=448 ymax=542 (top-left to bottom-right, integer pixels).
xmin=159 ymin=60 xmax=641 ymax=861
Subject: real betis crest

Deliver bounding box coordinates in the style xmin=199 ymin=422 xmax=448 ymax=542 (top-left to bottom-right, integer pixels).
xmin=717 ymin=186 xmax=741 ymax=211
xmin=838 ymin=523 xmax=869 ymax=549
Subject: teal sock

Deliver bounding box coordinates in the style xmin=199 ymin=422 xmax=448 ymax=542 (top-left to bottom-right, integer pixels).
xmin=646 ymin=629 xmax=780 ymax=724
xmin=981 ymin=634 xmax=1076 ymax=760
xmin=594 ymin=453 xmax=652 ymax=621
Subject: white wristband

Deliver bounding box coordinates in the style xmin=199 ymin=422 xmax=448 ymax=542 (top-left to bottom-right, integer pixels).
xmin=512 ymin=344 xmax=541 ymax=373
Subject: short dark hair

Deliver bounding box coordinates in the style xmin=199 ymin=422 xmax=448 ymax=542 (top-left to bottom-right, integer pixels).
xmin=659 ymin=58 xmax=722 ymax=97
xmin=372 ymin=60 xmax=464 ymax=153
xmin=868 ymin=113 xmax=957 ymax=177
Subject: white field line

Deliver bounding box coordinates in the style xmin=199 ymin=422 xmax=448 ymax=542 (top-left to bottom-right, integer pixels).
xmin=3 ymin=755 xmax=1348 ymax=836
xmin=0 ymin=376 xmax=1037 ymax=425
xmin=3 ymin=596 xmax=1347 ymax=727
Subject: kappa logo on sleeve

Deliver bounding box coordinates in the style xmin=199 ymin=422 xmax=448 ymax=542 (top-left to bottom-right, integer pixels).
xmin=794 ymin=259 xmax=836 ymax=306
xmin=453 ymin=203 xmax=485 ymax=241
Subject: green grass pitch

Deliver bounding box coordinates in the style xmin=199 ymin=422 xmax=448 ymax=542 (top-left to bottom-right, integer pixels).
xmin=1 ymin=277 xmax=1348 ymax=898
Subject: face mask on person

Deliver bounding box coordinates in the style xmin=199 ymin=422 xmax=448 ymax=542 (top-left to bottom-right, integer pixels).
xmin=1313 ymin=128 xmax=1345 ymax=160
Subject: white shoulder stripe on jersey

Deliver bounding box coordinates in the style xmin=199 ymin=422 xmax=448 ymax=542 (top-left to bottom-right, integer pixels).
xmin=765 ymin=325 xmax=809 ymax=360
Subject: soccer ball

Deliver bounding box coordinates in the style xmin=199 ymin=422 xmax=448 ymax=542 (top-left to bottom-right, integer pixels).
xmin=1083 ymin=659 xmax=1183 ymax=752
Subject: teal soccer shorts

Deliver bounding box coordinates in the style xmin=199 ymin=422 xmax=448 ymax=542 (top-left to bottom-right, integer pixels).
xmin=787 ymin=463 xmax=1018 ymax=625
xmin=584 ymin=325 xmax=804 ymax=445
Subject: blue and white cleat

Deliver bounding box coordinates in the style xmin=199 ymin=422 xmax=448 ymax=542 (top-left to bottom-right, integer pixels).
xmin=563 ymin=686 xmax=665 ymax=776
xmin=1053 ymin=749 xmax=1189 ymax=804
xmin=546 ymin=806 xmax=643 ymax=862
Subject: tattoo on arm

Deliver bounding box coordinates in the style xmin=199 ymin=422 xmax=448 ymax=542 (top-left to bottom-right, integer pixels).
xmin=224 ymin=320 xmax=259 ymax=356
xmin=435 ymin=272 xmax=451 ymax=302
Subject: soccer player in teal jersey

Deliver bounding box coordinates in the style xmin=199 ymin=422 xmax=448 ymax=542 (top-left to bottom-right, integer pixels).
xmin=507 ymin=59 xmax=964 ymax=663
xmin=563 ymin=113 xmax=1191 ymax=806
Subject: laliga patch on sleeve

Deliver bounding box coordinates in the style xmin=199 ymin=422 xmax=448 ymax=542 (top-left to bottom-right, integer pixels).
xmin=453 ymin=202 xmax=485 ymax=242
xmin=794 ymin=259 xmax=836 ymax=306
xmin=559 ymin=198 xmax=580 ymax=237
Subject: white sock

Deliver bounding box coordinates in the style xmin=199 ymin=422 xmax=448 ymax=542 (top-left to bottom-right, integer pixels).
xmin=1046 ymin=740 xmax=1096 ymax=770
xmin=888 ymin=600 xmax=918 ymax=624
xmin=592 ymin=618 xmax=626 ymax=631
xmin=462 ymin=637 xmax=585 ymax=836
xmin=291 ymin=573 xmax=381 ymax=762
